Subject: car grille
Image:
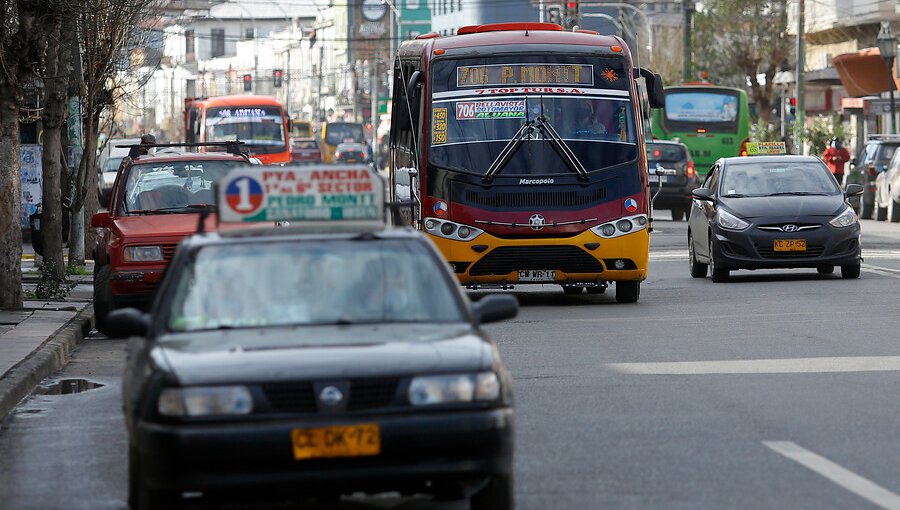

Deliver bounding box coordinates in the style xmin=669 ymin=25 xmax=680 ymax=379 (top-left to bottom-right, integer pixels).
xmin=462 ymin=188 xmax=607 ymax=210
xmin=161 ymin=244 xmax=177 ymax=261
xmin=469 ymin=246 xmax=604 ymax=276
xmin=756 ymin=245 xmax=825 ymax=258
xmin=261 ymin=378 xmax=400 ymax=413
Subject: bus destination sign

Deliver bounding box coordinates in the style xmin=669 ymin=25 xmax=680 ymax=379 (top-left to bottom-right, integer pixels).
xmin=456 ymin=64 xmax=594 ymax=88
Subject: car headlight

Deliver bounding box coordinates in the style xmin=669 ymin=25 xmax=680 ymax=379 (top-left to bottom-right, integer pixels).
xmin=408 ymin=372 xmax=500 ymax=406
xmin=716 ymin=209 xmax=750 ymax=231
xmin=123 ymin=245 xmax=164 ymax=262
xmin=829 ymin=207 xmax=858 ymax=228
xmin=158 ymin=386 xmax=254 ymax=416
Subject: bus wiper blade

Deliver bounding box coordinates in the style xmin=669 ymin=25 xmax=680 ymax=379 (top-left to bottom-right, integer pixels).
xmin=535 ymin=116 xmax=589 ymax=182
xmin=483 ymin=120 xmax=535 ymax=183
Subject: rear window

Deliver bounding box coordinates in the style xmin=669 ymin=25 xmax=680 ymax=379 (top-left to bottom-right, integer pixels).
xmin=647 ymin=144 xmax=686 ymax=162
xmin=293 ymin=140 xmax=318 ymax=150
xmin=877 ymin=144 xmax=898 ymax=163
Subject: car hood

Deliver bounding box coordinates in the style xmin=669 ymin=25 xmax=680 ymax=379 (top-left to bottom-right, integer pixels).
xmin=152 ymin=323 xmax=492 ymax=385
xmin=721 ymin=194 xmax=845 ymax=219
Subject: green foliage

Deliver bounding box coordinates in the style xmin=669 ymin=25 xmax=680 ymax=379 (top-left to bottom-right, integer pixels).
xmin=35 ymin=261 xmax=76 ymax=300
xmin=793 ymin=115 xmax=848 ymax=156
xmin=65 ymin=263 xmax=90 ymax=276
xmin=750 ymin=117 xmax=781 ymax=143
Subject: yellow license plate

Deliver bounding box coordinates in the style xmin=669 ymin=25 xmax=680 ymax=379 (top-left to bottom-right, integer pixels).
xmin=774 ymin=239 xmax=806 ymax=251
xmin=291 ymin=423 xmax=380 ymax=461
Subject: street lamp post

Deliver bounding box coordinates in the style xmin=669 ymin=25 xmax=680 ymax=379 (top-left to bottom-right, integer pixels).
xmin=876 ymin=22 xmax=897 ymax=135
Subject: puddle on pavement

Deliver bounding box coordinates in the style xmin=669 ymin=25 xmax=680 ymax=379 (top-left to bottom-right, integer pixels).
xmin=34 ymin=379 xmax=105 ymax=395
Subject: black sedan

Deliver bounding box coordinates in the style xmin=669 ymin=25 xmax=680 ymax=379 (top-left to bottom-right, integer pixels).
xmin=687 ymin=155 xmax=863 ymax=282
xmin=105 ymin=227 xmax=518 ymax=510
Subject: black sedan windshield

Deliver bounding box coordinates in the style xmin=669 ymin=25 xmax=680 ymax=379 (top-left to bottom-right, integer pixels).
xmin=166 ymin=239 xmax=466 ymax=332
xmin=721 ymin=161 xmax=841 ymax=197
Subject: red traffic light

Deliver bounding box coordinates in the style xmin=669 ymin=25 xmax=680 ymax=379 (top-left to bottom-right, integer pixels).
xmin=243 ymin=74 xmax=252 ymax=83
xmin=567 ymin=1 xmax=577 ymax=7
xmin=789 ymin=97 xmax=797 ymax=106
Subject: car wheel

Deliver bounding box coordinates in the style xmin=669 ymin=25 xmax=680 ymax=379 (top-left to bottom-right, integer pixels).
xmin=875 ymin=199 xmax=888 ymax=221
xmin=671 ymin=208 xmax=685 ymax=221
xmin=709 ymin=239 xmax=729 ymax=283
xmin=93 ymin=264 xmax=114 ymax=333
xmin=562 ymin=285 xmax=583 ymax=295
xmin=841 ymin=261 xmax=861 ymax=279
xmin=688 ymin=232 xmax=708 ymax=278
xmin=615 ymin=281 xmax=640 ymax=303
xmin=817 ymin=265 xmax=835 ymax=275
xmin=890 ymin=198 xmax=900 ymax=223
xmin=470 ymin=474 xmax=513 ymax=510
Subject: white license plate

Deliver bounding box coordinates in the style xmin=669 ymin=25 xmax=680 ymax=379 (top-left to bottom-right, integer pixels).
xmin=518 ymin=270 xmax=556 ymax=282
xmin=648 ymin=175 xmax=669 ymax=183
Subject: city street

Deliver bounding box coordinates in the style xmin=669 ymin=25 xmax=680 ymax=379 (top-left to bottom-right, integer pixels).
xmin=2 ymin=217 xmax=900 ymax=509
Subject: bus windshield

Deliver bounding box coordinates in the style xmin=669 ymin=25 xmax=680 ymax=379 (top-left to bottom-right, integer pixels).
xmin=205 ymin=106 xmax=286 ymax=154
xmin=325 ymin=123 xmax=365 ymax=145
xmin=428 ymin=56 xmax=637 ymax=176
xmin=663 ymin=90 xmax=740 ymax=133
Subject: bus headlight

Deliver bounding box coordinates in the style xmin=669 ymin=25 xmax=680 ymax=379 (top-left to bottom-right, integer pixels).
xmin=591 ymin=214 xmax=648 ymax=239
xmin=424 ymin=218 xmax=484 ymax=242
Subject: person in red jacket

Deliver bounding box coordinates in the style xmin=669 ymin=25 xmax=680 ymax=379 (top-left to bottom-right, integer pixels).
xmin=822 ymin=137 xmax=851 ymax=186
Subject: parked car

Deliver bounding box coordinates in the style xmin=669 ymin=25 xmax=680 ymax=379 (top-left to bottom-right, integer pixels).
xmin=874 ymin=147 xmax=900 ymax=222
xmin=334 ymin=142 xmax=370 ymax=164
xmin=852 ymin=135 xmax=900 ymax=219
xmin=97 ymin=137 xmax=140 ymax=206
xmin=646 ymin=140 xmax=701 ymax=221
xmin=290 ymin=138 xmax=322 ymax=164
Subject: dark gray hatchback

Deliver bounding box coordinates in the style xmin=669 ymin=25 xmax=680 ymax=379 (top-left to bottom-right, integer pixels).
xmin=646 ymin=140 xmax=701 ymax=221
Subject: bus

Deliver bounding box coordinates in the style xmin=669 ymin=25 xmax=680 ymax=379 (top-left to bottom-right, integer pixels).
xmin=651 ymin=84 xmax=750 ymax=174
xmin=184 ymin=95 xmax=290 ymax=165
xmin=291 ymin=119 xmax=313 ymax=138
xmin=389 ymin=22 xmax=664 ymax=303
xmin=320 ymin=121 xmax=365 ymax=163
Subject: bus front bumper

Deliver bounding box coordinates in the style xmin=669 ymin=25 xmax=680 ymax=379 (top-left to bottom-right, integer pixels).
xmin=426 ymin=227 xmax=649 ymax=285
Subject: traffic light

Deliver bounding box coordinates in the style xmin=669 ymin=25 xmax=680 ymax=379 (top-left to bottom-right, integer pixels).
xmin=273 ymin=69 xmax=283 ymax=88
xmin=243 ymin=74 xmax=252 ymax=92
xmin=788 ymin=96 xmax=797 ymax=116
xmin=547 ymin=5 xmax=562 ymax=25
xmin=564 ymin=0 xmax=579 ymax=29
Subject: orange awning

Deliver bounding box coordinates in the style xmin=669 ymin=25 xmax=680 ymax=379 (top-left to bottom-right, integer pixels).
xmin=832 ymin=47 xmax=899 ymax=97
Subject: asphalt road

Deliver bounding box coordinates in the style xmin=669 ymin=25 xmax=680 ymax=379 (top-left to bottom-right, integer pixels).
xmin=3 ymin=217 xmax=900 ymax=510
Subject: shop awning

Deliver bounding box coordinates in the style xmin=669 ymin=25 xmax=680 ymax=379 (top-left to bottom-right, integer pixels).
xmin=832 ymin=47 xmax=899 ymax=97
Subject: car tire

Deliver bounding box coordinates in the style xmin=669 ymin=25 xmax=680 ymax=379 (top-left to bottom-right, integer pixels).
xmin=841 ymin=262 xmax=861 ymax=279
xmin=562 ymin=285 xmax=583 ymax=295
xmin=817 ymin=265 xmax=835 ymax=275
xmin=93 ymin=264 xmax=114 ymax=334
xmin=889 ymin=198 xmax=900 ymax=223
xmin=688 ymin=233 xmax=708 ymax=278
xmin=671 ymin=208 xmax=685 ymax=221
xmin=709 ymin=239 xmax=729 ymax=283
xmin=875 ymin=200 xmax=888 ymax=221
xmin=615 ymin=281 xmax=640 ymax=303
xmin=470 ymin=474 xmax=513 ymax=510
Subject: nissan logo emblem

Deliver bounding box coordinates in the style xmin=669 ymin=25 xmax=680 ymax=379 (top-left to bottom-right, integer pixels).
xmin=781 ymin=224 xmax=799 ymax=232
xmin=319 ymin=386 xmax=344 ymax=406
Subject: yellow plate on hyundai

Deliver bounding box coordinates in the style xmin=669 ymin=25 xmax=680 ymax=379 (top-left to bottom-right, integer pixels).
xmin=774 ymin=239 xmax=806 ymax=251
xmin=291 ymin=423 xmax=381 ymax=460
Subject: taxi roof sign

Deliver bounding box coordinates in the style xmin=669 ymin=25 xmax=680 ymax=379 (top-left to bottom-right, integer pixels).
xmin=745 ymin=141 xmax=786 ymax=156
xmin=217 ymin=165 xmax=384 ymax=226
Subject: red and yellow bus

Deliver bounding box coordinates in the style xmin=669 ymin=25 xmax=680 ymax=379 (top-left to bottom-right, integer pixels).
xmin=184 ymin=95 xmax=290 ymax=165
xmin=389 ymin=22 xmax=664 ymax=302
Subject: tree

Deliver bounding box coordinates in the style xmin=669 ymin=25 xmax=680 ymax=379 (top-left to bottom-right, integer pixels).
xmin=692 ymin=0 xmax=791 ymax=123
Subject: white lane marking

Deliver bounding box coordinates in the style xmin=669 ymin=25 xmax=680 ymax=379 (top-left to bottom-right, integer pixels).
xmin=863 ymin=263 xmax=900 ymax=279
xmin=763 ymin=441 xmax=900 ymax=510
xmin=608 ymin=356 xmax=900 ymax=375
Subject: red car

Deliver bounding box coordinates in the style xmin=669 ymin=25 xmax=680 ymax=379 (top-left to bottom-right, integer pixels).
xmin=91 ymin=150 xmax=256 ymax=329
xmin=290 ymin=138 xmax=322 ymax=164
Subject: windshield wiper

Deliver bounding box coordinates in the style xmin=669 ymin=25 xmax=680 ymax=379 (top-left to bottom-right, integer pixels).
xmin=766 ymin=191 xmax=828 ymax=196
xmin=535 ymin=116 xmax=589 ymax=182
xmin=482 ymin=120 xmax=536 ymax=183
xmin=720 ymin=193 xmax=748 ymax=198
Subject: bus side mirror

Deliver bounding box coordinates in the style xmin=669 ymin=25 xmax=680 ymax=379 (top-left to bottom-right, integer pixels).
xmin=394 ymin=70 xmax=423 ymax=132
xmin=636 ymin=68 xmax=665 ymax=109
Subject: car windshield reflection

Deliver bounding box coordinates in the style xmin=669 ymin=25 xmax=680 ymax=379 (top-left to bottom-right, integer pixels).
xmin=721 ymin=162 xmax=841 ymax=197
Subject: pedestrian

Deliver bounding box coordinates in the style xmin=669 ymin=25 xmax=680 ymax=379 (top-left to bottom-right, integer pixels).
xmin=127 ymin=133 xmax=156 ymax=160
xmin=822 ymin=137 xmax=850 ymax=186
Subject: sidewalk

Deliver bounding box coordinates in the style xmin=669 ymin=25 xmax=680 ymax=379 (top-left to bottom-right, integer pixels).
xmin=0 ymin=258 xmax=95 ymax=421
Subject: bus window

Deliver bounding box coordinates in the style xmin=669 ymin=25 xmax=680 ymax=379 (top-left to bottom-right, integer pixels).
xmin=205 ymin=106 xmax=286 ymax=155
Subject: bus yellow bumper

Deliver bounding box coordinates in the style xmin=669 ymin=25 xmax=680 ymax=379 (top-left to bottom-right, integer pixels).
xmin=425 ymin=227 xmax=649 ymax=285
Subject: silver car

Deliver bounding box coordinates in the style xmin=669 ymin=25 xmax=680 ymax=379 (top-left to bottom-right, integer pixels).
xmin=874 ymin=146 xmax=900 ymax=222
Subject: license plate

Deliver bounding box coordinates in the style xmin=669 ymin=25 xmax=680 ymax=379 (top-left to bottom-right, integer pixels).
xmin=648 ymin=175 xmax=669 ymax=183
xmin=291 ymin=423 xmax=380 ymax=461
xmin=774 ymin=239 xmax=806 ymax=251
xmin=518 ymin=270 xmax=556 ymax=282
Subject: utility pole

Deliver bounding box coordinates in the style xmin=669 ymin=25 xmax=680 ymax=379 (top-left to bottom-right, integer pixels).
xmin=795 ymin=0 xmax=805 ymax=153
xmin=317 ymin=45 xmax=324 ymax=121
xmin=371 ymin=59 xmax=378 ymax=168
xmin=682 ymin=0 xmax=694 ymax=82
xmin=285 ymin=48 xmax=291 ymax=117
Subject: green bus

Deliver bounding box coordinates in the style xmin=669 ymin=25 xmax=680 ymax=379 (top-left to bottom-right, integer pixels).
xmin=651 ymin=84 xmax=750 ymax=175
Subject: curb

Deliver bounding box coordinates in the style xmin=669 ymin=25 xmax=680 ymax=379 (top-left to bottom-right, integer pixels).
xmin=0 ymin=305 xmax=94 ymax=422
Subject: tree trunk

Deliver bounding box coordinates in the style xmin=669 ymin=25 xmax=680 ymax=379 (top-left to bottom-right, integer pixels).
xmin=40 ymin=21 xmax=66 ymax=280
xmin=82 ymin=111 xmax=100 ymax=259
xmin=0 ymin=77 xmax=23 ymax=308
